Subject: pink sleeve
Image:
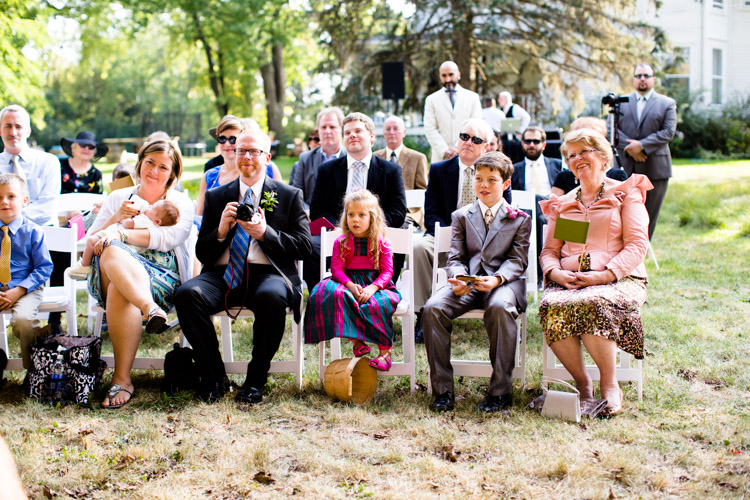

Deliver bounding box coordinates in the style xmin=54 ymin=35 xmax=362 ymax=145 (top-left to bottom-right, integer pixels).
xmin=539 ymin=195 xmax=565 ymax=277
xmin=371 ymin=238 xmax=394 ymax=289
xmin=606 ymin=175 xmax=651 ymax=279
xmin=330 ymin=236 xmax=350 ymax=284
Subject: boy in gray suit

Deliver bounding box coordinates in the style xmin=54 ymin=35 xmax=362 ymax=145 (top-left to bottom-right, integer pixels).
xmin=423 ymin=151 xmax=531 ymax=413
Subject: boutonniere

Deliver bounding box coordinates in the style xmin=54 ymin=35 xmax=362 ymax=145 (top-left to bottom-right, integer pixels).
xmin=260 ymin=191 xmax=279 ymax=212
xmin=504 ymin=205 xmax=528 ymax=220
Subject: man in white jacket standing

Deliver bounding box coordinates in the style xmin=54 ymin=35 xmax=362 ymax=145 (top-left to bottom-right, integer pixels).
xmin=423 ymin=61 xmax=482 ymax=164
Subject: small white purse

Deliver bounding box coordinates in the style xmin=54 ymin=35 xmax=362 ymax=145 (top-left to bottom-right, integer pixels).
xmin=541 ymin=377 xmax=581 ymax=423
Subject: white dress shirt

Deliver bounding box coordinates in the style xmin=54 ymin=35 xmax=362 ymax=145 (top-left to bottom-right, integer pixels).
xmin=216 ymin=177 xmax=271 ymax=266
xmin=636 ymin=88 xmax=654 ymax=122
xmin=385 ymin=144 xmax=404 ymax=162
xmin=524 ymin=155 xmax=552 ymax=195
xmin=0 ymin=148 xmax=60 ymax=226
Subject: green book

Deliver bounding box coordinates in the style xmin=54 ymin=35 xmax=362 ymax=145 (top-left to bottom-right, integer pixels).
xmin=554 ymin=217 xmax=589 ymax=244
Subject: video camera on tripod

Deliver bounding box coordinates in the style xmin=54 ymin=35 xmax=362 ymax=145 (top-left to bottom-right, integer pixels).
xmin=601 ymin=93 xmax=630 ymax=169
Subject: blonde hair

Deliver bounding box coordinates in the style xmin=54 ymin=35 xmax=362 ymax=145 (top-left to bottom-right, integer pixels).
xmin=339 ymin=189 xmax=386 ymax=270
xmin=561 ymin=128 xmax=613 ymax=168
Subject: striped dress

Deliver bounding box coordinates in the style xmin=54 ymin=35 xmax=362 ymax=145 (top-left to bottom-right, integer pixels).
xmin=304 ymin=235 xmax=401 ymax=347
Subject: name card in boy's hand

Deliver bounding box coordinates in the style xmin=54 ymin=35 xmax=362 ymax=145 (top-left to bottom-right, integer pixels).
xmin=454 ymin=274 xmax=481 ymax=285
xmin=553 ymin=217 xmax=589 ymax=244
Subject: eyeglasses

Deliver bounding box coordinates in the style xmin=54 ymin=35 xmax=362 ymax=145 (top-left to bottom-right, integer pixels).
xmin=234 ymin=148 xmax=266 ymax=157
xmin=308 ymin=136 xmax=320 ymax=142
xmin=634 ymin=73 xmax=653 ymax=79
xmin=77 ymin=143 xmax=96 ymax=150
xmin=458 ymin=133 xmax=485 ymax=145
xmin=566 ymin=149 xmax=598 ymax=162
xmin=217 ymin=135 xmax=237 ymax=145
xmin=522 ymin=139 xmax=542 ymax=145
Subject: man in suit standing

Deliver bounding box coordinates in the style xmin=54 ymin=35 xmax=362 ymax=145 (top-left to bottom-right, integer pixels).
xmin=423 ymin=61 xmax=483 ymax=164
xmin=290 ymin=107 xmax=345 ymax=210
xmin=174 ymin=130 xmax=312 ymax=404
xmin=615 ymin=62 xmax=677 ymax=240
xmin=511 ymin=126 xmax=562 ymax=285
xmin=374 ymin=115 xmax=428 ymax=229
xmin=306 ymin=112 xmax=407 ymax=288
xmin=413 ymin=119 xmax=510 ymax=343
xmin=423 ymin=151 xmax=531 ymax=413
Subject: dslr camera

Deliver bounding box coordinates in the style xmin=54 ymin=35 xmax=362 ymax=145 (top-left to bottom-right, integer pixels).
xmin=236 ymin=202 xmax=258 ymax=222
xmin=602 ymin=93 xmax=629 ymax=106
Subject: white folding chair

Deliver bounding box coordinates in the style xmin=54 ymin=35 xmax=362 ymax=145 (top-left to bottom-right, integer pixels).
xmin=2 ymin=223 xmax=80 ymax=371
xmin=426 ymin=222 xmax=527 ymax=394
xmin=316 ymin=226 xmax=416 ymax=392
xmin=212 ymin=261 xmax=305 ymax=390
xmin=58 ymin=192 xmax=106 ymax=215
xmin=405 ymin=189 xmax=426 ymax=210
xmin=511 ymin=189 xmax=537 ymax=302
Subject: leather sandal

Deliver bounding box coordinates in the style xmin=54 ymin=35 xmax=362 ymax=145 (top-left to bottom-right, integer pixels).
xmin=368 ymin=352 xmax=392 ymax=371
xmin=352 ymin=341 xmax=371 ymax=357
xmin=144 ymin=306 xmax=168 ymax=334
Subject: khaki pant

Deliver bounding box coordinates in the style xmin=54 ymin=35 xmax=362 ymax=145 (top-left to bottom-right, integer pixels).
xmin=4 ymin=286 xmax=45 ymax=370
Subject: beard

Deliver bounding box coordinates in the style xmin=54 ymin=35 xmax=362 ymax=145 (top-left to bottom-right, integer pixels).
xmin=525 ymin=150 xmax=543 ymax=161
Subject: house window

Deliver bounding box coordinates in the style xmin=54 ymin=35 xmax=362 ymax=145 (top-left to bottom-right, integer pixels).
xmin=713 ymin=0 xmax=724 ymax=9
xmin=664 ymin=47 xmax=690 ymax=95
xmin=712 ymin=48 xmax=723 ymax=104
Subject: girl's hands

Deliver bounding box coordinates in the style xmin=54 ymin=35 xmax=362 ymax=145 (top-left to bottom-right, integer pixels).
xmin=357 ymin=284 xmax=379 ymax=304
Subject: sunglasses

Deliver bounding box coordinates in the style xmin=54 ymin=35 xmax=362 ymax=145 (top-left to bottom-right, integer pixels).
xmin=76 ymin=143 xmax=96 ymax=150
xmin=217 ymin=135 xmax=237 ymax=145
xmin=634 ymin=73 xmax=653 ymax=79
xmin=308 ymin=136 xmax=320 ymax=142
xmin=458 ymin=133 xmax=485 ymax=145
xmin=522 ymin=139 xmax=542 ymax=145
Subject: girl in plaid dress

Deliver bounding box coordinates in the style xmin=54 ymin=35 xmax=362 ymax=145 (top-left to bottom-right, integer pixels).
xmin=304 ymin=190 xmax=401 ymax=371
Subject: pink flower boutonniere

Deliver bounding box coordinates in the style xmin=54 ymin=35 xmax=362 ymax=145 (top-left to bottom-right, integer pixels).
xmin=505 ymin=205 xmax=528 ymax=220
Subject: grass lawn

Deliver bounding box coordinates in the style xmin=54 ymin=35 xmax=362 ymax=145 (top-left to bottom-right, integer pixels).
xmin=1 ymin=161 xmax=749 ymax=499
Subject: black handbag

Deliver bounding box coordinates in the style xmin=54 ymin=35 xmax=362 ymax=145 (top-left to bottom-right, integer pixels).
xmin=28 ymin=335 xmax=107 ymax=404
xmin=162 ymin=343 xmax=199 ymax=394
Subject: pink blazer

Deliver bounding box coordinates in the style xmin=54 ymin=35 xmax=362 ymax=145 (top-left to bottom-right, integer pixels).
xmin=331 ymin=234 xmax=394 ymax=289
xmin=539 ymin=174 xmax=652 ymax=280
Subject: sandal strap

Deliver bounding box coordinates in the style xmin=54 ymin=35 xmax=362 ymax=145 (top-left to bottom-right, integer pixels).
xmin=107 ymin=384 xmax=132 ymax=399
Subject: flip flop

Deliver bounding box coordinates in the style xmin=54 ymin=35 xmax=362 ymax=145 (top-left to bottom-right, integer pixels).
xmin=144 ymin=306 xmax=168 ymax=334
xmin=102 ymin=384 xmax=134 ymax=409
xmin=353 ymin=342 xmax=371 ymax=357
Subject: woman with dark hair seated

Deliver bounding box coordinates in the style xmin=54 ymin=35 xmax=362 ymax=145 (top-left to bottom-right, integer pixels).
xmin=539 ymin=128 xmax=652 ymax=416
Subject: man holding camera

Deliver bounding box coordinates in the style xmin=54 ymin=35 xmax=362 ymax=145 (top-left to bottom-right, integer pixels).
xmin=615 ymin=62 xmax=676 ymax=240
xmin=175 ymin=130 xmax=312 ymax=405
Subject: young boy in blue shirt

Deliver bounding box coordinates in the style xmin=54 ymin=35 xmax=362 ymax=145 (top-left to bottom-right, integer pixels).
xmin=0 ymin=173 xmax=53 ymax=369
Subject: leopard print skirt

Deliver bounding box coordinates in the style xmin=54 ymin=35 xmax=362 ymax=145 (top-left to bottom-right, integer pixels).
xmin=539 ymin=276 xmax=647 ymax=359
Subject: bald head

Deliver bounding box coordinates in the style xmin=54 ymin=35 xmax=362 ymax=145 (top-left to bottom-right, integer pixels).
xmin=439 ymin=61 xmax=460 ymax=90
xmin=383 ymin=116 xmax=406 ymax=151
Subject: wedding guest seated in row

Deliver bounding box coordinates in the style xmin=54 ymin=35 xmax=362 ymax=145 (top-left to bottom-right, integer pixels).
xmin=306 ymin=112 xmax=406 ymax=289
xmin=550 ymin=117 xmax=628 ymax=197
xmin=89 ymin=139 xmax=194 ymax=409
xmin=539 ymin=128 xmax=652 ymax=416
xmin=174 ymin=130 xmax=312 ymax=405
xmin=423 ymin=151 xmax=530 ymax=413
xmin=304 ymin=189 xmax=401 ymax=371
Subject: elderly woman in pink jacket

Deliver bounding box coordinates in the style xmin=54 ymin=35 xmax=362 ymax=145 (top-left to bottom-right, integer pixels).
xmin=539 ymin=128 xmax=652 ymax=416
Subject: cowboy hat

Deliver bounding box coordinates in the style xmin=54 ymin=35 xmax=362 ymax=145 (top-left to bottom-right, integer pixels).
xmin=60 ymin=131 xmax=108 ymax=161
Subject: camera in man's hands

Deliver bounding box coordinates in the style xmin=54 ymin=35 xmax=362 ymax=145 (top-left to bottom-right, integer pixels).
xmin=601 ymin=93 xmax=629 ymax=106
xmin=236 ymin=202 xmax=257 ymax=222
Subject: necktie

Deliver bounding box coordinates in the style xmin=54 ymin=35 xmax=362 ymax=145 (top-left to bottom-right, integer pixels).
xmin=11 ymin=155 xmax=26 ymax=184
xmin=390 ymin=151 xmax=397 ymax=163
xmin=484 ymin=208 xmax=494 ymax=229
xmin=223 ymin=190 xmax=254 ymax=289
xmin=0 ymin=226 xmax=11 ymax=285
xmin=447 ymin=89 xmax=455 ymax=108
xmin=350 ymin=161 xmax=367 ymax=193
xmin=531 ymin=160 xmax=545 ymax=194
xmin=637 ymin=95 xmax=647 ymax=122
xmin=460 ymin=166 xmax=475 ymax=207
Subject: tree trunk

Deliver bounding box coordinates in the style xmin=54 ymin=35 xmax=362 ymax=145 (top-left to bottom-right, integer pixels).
xmin=261 ymin=42 xmax=286 ymax=143
xmin=450 ymin=0 xmax=475 ymax=91
xmin=192 ymin=12 xmax=228 ymax=117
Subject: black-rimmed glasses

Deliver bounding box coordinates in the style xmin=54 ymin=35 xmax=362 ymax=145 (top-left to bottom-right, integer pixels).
xmin=234 ymin=148 xmax=266 ymax=157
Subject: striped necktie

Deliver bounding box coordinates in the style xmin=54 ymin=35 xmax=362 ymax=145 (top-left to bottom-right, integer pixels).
xmin=350 ymin=161 xmax=367 ymax=193
xmin=223 ymin=189 xmax=254 ymax=289
xmin=0 ymin=226 xmax=11 ymax=285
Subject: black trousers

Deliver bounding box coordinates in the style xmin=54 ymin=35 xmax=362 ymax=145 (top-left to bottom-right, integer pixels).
xmin=174 ymin=264 xmax=291 ymax=388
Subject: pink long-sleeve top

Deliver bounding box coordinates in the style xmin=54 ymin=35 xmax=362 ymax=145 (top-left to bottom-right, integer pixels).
xmin=330 ymin=234 xmax=394 ymax=290
xmin=539 ymin=174 xmax=652 ymax=280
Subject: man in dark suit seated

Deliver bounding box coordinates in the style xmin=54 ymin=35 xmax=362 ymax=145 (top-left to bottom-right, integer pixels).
xmin=306 ymin=112 xmax=407 ymax=289
xmin=174 ymin=130 xmax=312 ymax=404
xmin=511 ymin=126 xmax=562 ymax=286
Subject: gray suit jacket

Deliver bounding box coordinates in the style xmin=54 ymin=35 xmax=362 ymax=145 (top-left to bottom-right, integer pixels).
xmin=446 ymin=201 xmax=532 ymax=312
xmin=291 ymin=146 xmax=343 ymax=209
xmin=616 ymin=91 xmax=677 ymax=180
xmin=374 ymin=145 xmax=428 ymax=228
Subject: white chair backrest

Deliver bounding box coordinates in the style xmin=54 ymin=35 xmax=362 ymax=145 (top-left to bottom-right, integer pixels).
xmin=43 ymin=224 xmax=78 ymax=269
xmin=511 ymin=190 xmax=537 ymax=300
xmin=58 ymin=192 xmax=106 ymax=214
xmin=405 ymin=189 xmax=426 ymax=209
xmin=320 ymin=227 xmax=344 ymax=279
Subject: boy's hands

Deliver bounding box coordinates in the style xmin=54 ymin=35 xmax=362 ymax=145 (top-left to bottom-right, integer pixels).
xmin=449 ymin=276 xmax=502 ymax=295
xmin=0 ymin=287 xmax=26 ymax=311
